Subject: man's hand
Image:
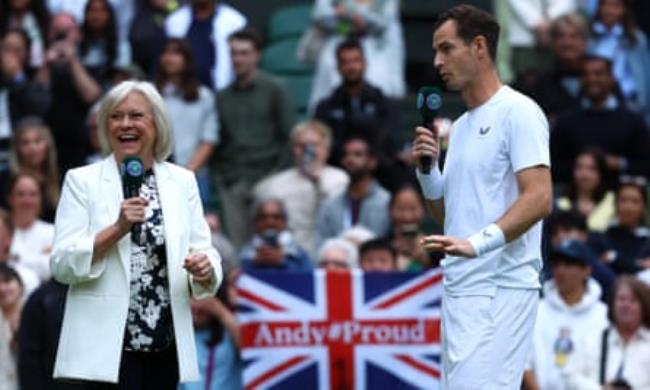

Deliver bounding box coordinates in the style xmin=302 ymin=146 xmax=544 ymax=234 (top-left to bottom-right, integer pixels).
xmin=421 ymin=235 xmax=476 ymax=258
xmin=412 ymin=126 xmax=440 ymax=172
xmin=45 ymin=41 xmax=76 ymax=65
xmin=254 ymin=245 xmax=285 ymax=266
xmin=184 ymin=252 xmax=214 ymax=284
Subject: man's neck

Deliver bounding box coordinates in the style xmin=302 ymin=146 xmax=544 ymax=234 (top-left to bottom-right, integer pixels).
xmin=588 ymin=96 xmax=609 ymax=110
xmin=236 ymin=69 xmax=258 ymax=88
xmin=558 ymin=58 xmax=582 ymax=74
xmin=344 ymin=81 xmax=364 ymax=96
xmin=559 ymin=286 xmax=586 ymax=306
xmin=348 ymin=176 xmax=372 ymax=199
xmin=194 ymin=2 xmax=216 ymax=20
xmin=461 ymin=67 xmax=503 ymax=110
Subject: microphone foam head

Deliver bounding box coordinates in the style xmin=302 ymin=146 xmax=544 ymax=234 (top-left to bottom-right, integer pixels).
xmin=417 ymin=86 xmax=443 ymax=121
xmin=120 ymin=156 xmax=144 ymax=180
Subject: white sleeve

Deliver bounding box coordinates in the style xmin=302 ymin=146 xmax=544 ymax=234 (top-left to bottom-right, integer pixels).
xmin=185 ymin=172 xmax=223 ymax=299
xmin=548 ymin=0 xmax=578 ymax=19
xmin=50 ymin=171 xmax=106 ymax=285
xmin=508 ymin=0 xmax=544 ymax=29
xmin=200 ymin=89 xmax=219 ymax=144
xmin=507 ymin=98 xmax=550 ymax=172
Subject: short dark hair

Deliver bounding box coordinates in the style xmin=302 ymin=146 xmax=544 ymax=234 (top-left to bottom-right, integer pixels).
xmin=616 ymin=176 xmax=648 ymax=205
xmin=342 ymin=133 xmax=377 ymax=158
xmin=336 ymin=39 xmax=364 ymax=60
xmin=0 ymin=262 xmax=23 ymax=288
xmin=229 ymin=27 xmax=263 ymax=51
xmin=546 ymin=210 xmax=587 ymax=238
xmin=582 ymin=54 xmax=613 ymax=73
xmin=359 ymin=238 xmax=397 ymax=262
xmin=433 ymin=4 xmax=500 ymax=62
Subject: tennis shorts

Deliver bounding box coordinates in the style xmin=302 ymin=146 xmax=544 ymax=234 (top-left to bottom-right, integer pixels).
xmin=441 ymin=287 xmax=539 ymax=390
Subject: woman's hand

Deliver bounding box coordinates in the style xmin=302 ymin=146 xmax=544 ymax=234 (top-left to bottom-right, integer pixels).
xmin=184 ymin=252 xmax=214 ymax=284
xmin=115 ymin=197 xmax=148 ymax=234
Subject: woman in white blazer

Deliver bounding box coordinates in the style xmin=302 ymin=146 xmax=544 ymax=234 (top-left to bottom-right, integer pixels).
xmin=50 ymin=81 xmax=222 ymax=388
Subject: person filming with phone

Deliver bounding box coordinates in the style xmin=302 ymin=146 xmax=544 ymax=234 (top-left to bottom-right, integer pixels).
xmin=239 ymin=198 xmax=313 ymax=272
xmin=253 ymin=121 xmax=348 ymax=257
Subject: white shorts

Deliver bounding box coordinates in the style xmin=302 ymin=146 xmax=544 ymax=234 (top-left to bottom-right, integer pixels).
xmin=441 ymin=287 xmax=538 ymax=390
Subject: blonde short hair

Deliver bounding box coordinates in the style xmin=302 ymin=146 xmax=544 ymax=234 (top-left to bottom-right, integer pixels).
xmin=290 ymin=120 xmax=332 ymax=149
xmin=97 ymin=81 xmax=173 ymax=161
xmin=550 ymin=13 xmax=589 ymax=40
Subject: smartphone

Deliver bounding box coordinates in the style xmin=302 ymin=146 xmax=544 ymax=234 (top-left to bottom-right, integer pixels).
xmin=261 ymin=229 xmax=279 ymax=247
xmin=301 ymin=144 xmax=317 ymax=172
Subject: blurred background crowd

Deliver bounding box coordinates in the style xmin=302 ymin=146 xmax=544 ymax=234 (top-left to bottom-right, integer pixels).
xmin=0 ymin=0 xmax=649 ymax=389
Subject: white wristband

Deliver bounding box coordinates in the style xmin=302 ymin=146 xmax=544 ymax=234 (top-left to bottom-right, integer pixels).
xmin=467 ymin=223 xmax=506 ymax=257
xmin=416 ymin=167 xmax=444 ymax=200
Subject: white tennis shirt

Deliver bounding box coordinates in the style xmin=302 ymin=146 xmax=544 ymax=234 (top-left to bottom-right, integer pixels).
xmin=441 ymin=85 xmax=550 ymax=297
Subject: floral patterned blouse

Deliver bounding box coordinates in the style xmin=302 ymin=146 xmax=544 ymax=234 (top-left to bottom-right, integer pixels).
xmin=124 ymin=170 xmax=174 ymax=352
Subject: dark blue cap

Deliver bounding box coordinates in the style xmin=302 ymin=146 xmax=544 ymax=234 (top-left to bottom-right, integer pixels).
xmin=550 ymin=239 xmax=591 ymax=266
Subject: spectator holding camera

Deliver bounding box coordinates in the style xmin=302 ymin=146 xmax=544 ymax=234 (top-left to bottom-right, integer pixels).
xmin=37 ymin=12 xmax=101 ymax=173
xmin=564 ymin=276 xmax=650 ymax=390
xmin=239 ymin=198 xmax=312 ymax=272
xmin=253 ymin=120 xmax=348 ymax=256
xmin=386 ymin=185 xmax=437 ymax=271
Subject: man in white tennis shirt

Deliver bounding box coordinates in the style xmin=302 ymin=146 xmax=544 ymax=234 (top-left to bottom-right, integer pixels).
xmin=412 ymin=4 xmax=553 ymax=389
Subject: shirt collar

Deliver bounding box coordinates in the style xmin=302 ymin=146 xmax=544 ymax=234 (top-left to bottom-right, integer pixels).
xmin=233 ymin=71 xmax=261 ymax=90
xmin=612 ymin=326 xmax=650 ymax=345
xmin=581 ymin=94 xmax=619 ymax=110
xmin=593 ymin=22 xmax=624 ymax=37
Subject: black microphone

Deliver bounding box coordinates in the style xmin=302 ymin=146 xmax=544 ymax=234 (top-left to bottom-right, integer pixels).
xmin=120 ymin=156 xmax=144 ymax=240
xmin=416 ymin=86 xmax=443 ymax=174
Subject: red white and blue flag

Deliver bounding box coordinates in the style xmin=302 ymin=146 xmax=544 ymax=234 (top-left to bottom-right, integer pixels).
xmin=237 ymin=269 xmax=443 ymax=389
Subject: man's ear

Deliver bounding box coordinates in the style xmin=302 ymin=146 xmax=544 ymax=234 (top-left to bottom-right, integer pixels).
xmin=472 ymin=35 xmax=488 ymax=60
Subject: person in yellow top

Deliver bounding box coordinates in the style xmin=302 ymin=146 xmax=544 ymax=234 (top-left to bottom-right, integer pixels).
xmin=556 ymin=148 xmax=615 ymax=232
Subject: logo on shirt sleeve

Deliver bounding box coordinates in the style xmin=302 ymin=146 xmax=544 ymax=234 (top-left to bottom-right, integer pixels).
xmin=479 ymin=126 xmax=491 ymax=135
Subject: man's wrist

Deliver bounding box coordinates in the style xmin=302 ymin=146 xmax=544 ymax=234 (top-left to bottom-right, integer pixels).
xmin=416 ymin=167 xmax=444 ymax=200
xmin=467 ymin=223 xmax=506 ymax=257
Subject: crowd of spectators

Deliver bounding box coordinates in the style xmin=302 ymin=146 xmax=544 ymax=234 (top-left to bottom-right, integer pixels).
xmin=0 ymin=0 xmax=649 ymax=389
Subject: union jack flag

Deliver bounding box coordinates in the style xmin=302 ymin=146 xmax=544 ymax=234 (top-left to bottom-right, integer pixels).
xmin=237 ymin=269 xmax=443 ymax=389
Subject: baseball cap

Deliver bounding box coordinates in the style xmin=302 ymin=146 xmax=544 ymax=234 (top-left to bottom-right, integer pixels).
xmin=550 ymin=239 xmax=591 ymax=266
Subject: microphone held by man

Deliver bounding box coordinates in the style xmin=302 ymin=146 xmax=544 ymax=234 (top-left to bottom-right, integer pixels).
xmin=416 ymin=86 xmax=443 ymax=174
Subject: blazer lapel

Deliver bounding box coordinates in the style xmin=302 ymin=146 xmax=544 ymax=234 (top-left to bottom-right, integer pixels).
xmin=154 ymin=162 xmax=182 ymax=272
xmin=100 ymin=154 xmax=131 ymax=279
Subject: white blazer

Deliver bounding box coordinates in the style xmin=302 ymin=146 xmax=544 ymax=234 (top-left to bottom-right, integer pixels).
xmin=50 ymin=155 xmax=222 ymax=383
xmin=165 ymin=4 xmax=246 ymax=91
